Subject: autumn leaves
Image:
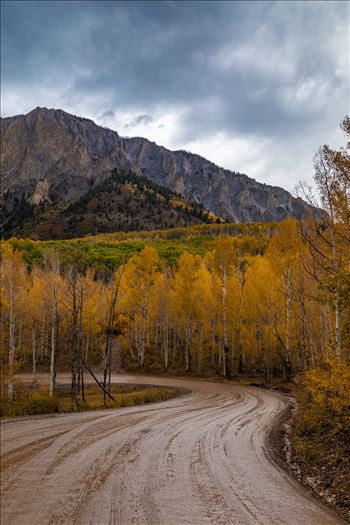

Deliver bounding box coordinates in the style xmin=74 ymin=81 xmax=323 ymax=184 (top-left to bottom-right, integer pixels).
xmin=1 ymin=215 xmax=348 ymax=401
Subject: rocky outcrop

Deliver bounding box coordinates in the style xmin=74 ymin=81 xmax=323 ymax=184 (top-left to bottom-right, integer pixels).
xmin=1 ymin=107 xmax=316 ymax=237
xmin=1 ymin=107 xmax=136 ymax=205
xmin=120 ymin=139 xmax=312 ymax=222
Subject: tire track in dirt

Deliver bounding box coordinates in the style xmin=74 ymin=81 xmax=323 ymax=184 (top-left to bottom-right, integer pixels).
xmin=0 ymin=374 xmax=345 ymax=525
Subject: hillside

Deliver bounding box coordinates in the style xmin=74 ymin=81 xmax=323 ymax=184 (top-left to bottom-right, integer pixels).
xmin=4 ymin=221 xmax=274 ymax=272
xmin=1 ymin=107 xmax=317 ymax=239
xmin=3 ymin=170 xmax=219 ymax=240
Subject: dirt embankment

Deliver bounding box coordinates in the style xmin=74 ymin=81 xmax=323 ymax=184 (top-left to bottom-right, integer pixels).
xmin=269 ymin=395 xmax=350 ymax=523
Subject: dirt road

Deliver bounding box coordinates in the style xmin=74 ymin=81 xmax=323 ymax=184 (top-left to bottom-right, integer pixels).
xmin=1 ymin=375 xmax=344 ymax=525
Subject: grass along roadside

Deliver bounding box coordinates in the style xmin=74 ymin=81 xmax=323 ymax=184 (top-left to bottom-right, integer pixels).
xmin=0 ymin=382 xmax=180 ymax=417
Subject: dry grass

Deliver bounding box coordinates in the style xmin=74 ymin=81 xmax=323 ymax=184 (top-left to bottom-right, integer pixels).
xmin=57 ymin=383 xmax=178 ymax=412
xmin=0 ymin=382 xmax=178 ymax=417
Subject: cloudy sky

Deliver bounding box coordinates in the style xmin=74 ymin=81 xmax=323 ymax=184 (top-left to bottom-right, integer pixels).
xmin=1 ymin=1 xmax=349 ymax=191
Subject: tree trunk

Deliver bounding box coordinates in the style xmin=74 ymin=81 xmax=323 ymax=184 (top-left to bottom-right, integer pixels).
xmin=8 ymin=292 xmax=15 ymax=398
xmin=286 ymin=264 xmax=292 ymax=358
xmin=32 ymin=324 xmax=37 ymax=386
xmin=81 ymin=363 xmax=85 ymax=402
xmin=49 ymin=294 xmax=57 ymax=397
xmin=70 ymin=269 xmax=80 ymax=409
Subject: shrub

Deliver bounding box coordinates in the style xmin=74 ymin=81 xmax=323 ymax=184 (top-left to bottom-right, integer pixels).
xmin=0 ymin=384 xmax=59 ymax=417
xmin=25 ymin=390 xmax=59 ymax=415
xmin=298 ymin=357 xmax=350 ymax=434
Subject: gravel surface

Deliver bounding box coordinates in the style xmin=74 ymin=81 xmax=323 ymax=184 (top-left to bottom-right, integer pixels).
xmin=1 ymin=374 xmax=345 ymax=525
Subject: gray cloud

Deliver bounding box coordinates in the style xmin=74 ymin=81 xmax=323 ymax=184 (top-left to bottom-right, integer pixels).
xmin=1 ymin=0 xmax=349 ymax=190
xmin=125 ymin=114 xmax=153 ymax=128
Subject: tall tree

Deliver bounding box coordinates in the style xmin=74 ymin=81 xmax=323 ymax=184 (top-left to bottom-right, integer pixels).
xmin=301 ymin=116 xmax=350 ymax=356
xmin=211 ymin=238 xmax=237 ymax=377
xmin=1 ymin=247 xmax=27 ymax=397
xmin=121 ymin=247 xmax=158 ymax=367
xmin=170 ymin=252 xmax=200 ymax=372
xmin=44 ymin=251 xmax=61 ymax=397
xmin=266 ymin=219 xmax=301 ymax=381
xmin=103 ymin=265 xmax=124 ymax=401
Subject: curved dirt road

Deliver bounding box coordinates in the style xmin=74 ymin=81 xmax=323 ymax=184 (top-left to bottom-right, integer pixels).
xmin=0 ymin=375 xmax=344 ymax=525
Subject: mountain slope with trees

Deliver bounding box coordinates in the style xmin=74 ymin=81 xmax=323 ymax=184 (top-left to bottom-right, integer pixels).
xmin=3 ymin=169 xmax=220 ymax=240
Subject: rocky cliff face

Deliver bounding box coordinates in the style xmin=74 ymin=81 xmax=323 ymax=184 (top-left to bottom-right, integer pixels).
xmin=1 ymin=107 xmax=135 ymax=205
xmin=1 ymin=107 xmax=315 ymax=237
xmin=120 ymin=139 xmax=311 ymax=223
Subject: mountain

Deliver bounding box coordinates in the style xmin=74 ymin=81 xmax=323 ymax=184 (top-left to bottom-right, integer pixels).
xmin=120 ymin=139 xmax=311 ymax=223
xmin=1 ymin=107 xmax=315 ymax=238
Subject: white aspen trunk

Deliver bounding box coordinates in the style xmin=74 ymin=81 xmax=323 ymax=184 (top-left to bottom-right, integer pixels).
xmin=141 ymin=317 xmax=146 ymax=366
xmin=155 ymin=320 xmax=159 ymax=357
xmin=172 ymin=331 xmax=176 ymax=368
xmin=185 ymin=325 xmax=190 ymax=371
xmin=113 ymin=338 xmax=121 ymax=373
xmin=136 ymin=326 xmax=143 ymax=366
xmin=145 ymin=301 xmax=150 ymax=347
xmin=231 ymin=328 xmax=235 ymax=373
xmin=318 ymin=302 xmax=330 ymax=358
xmin=334 ymin=293 xmax=341 ymax=356
xmin=129 ymin=328 xmax=135 ymax=360
xmin=32 ymin=324 xmax=37 ymax=386
xmin=49 ymin=277 xmax=57 ymax=397
xmin=320 ymin=304 xmax=332 ymax=349
xmin=44 ymin=328 xmax=49 ymax=357
xmin=40 ymin=313 xmax=46 ymax=359
xmin=197 ymin=326 xmax=203 ymax=375
xmin=222 ymin=267 xmax=227 ymax=377
xmin=8 ymin=291 xmax=15 ymax=398
xmin=49 ymin=319 xmax=56 ymax=397
xmin=330 ymin=228 xmax=341 ymax=356
xmin=163 ymin=311 xmax=168 ymax=369
xmin=300 ymin=295 xmax=308 ymax=369
xmin=85 ymin=331 xmax=89 ymax=362
xmin=17 ymin=319 xmax=23 ymax=360
xmin=286 ymin=264 xmax=292 ymax=356
xmin=108 ymin=339 xmax=112 ymax=392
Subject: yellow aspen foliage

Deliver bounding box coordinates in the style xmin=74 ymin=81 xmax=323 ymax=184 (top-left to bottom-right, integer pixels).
xmin=169 ymin=252 xmax=200 ymax=371
xmin=303 ymin=357 xmax=350 ymax=425
xmin=120 ymin=247 xmax=159 ymax=366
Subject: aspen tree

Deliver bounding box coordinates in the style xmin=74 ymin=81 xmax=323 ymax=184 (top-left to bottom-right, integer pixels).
xmin=267 ymin=219 xmax=300 ymax=381
xmin=103 ymin=265 xmax=124 ymax=401
xmin=26 ymin=269 xmax=46 ymax=386
xmin=44 ymin=251 xmax=61 ymax=397
xmin=194 ymin=262 xmax=213 ymax=374
xmin=1 ymin=248 xmax=26 ymax=397
xmin=300 ymin=117 xmax=349 ymax=357
xmin=152 ymin=272 xmax=171 ymax=368
xmin=211 ymin=238 xmax=237 ymax=377
xmin=121 ymin=247 xmax=158 ymax=366
xmin=170 ymin=252 xmax=199 ymax=371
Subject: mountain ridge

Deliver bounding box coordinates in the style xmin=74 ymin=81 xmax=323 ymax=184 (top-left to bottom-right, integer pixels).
xmin=1 ymin=107 xmax=316 ymax=238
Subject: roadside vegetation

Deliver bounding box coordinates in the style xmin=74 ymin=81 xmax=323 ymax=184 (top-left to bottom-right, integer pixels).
xmin=0 ymin=382 xmax=178 ymax=417
xmin=291 ymin=357 xmax=350 ymax=519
